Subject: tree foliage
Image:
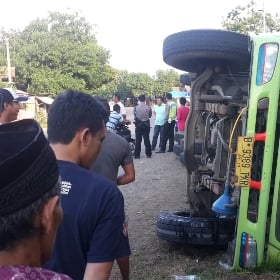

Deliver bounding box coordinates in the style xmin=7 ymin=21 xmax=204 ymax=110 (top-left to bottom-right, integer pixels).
xmin=95 ymin=69 xmax=180 ymax=101
xmin=0 ymin=11 xmax=180 ymax=98
xmin=222 ymin=0 xmax=280 ymax=34
xmin=5 ymin=12 xmax=114 ymax=95
xmin=3 ymin=5 xmax=280 ymax=99
xmin=153 ymin=69 xmax=180 ymax=96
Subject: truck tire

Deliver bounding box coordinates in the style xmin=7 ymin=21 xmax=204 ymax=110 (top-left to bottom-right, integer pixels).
xmin=173 ymin=144 xmax=183 ymax=156
xmin=179 ymin=152 xmax=186 ymax=166
xmin=156 ymin=210 xmax=235 ymax=246
xmin=174 ymin=132 xmax=184 ymax=143
xmin=163 ymin=29 xmax=250 ymax=73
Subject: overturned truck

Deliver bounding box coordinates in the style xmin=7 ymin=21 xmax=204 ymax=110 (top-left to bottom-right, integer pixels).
xmin=156 ymin=29 xmax=280 ymax=269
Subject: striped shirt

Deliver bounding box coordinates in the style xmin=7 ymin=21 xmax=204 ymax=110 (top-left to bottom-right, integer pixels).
xmin=106 ymin=111 xmax=123 ymax=131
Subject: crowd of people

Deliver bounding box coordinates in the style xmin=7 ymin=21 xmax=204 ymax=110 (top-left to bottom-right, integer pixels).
xmin=0 ymin=87 xmax=189 ymax=280
xmin=134 ymin=92 xmax=190 ymax=158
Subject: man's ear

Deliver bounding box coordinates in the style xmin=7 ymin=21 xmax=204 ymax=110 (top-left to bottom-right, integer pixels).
xmin=80 ymin=128 xmax=92 ymax=145
xmin=40 ymin=196 xmax=60 ymax=233
xmin=4 ymin=102 xmax=9 ymax=109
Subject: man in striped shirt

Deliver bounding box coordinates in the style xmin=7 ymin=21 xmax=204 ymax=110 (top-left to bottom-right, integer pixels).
xmin=106 ymin=104 xmax=124 ymax=132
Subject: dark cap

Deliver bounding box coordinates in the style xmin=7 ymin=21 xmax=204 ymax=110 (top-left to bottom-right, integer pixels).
xmin=0 ymin=88 xmax=28 ymax=103
xmin=0 ymin=119 xmax=59 ymax=217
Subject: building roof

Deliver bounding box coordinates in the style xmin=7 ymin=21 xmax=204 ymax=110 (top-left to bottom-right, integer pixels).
xmin=35 ymin=96 xmax=54 ymax=105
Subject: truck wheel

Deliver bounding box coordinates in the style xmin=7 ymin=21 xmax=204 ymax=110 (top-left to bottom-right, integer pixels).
xmin=179 ymin=152 xmax=186 ymax=166
xmin=156 ymin=210 xmax=235 ymax=246
xmin=163 ymin=29 xmax=250 ymax=73
xmin=174 ymin=131 xmax=184 ymax=143
xmin=173 ymin=144 xmax=183 ymax=156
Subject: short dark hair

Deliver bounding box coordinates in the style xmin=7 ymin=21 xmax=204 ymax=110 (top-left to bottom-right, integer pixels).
xmin=156 ymin=96 xmax=163 ymax=101
xmin=113 ymin=104 xmax=121 ymax=112
xmin=138 ymin=94 xmax=146 ymax=102
xmin=47 ymin=89 xmax=107 ymax=144
xmin=93 ymin=96 xmax=110 ymax=123
xmin=0 ymin=181 xmax=60 ymax=250
xmin=166 ymin=92 xmax=172 ymax=100
xmin=113 ymin=93 xmax=121 ymax=101
xmin=179 ymin=97 xmax=187 ymax=105
xmin=0 ymin=93 xmax=3 ymax=113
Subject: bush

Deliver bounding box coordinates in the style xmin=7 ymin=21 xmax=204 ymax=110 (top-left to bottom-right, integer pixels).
xmin=34 ymin=110 xmax=47 ymax=128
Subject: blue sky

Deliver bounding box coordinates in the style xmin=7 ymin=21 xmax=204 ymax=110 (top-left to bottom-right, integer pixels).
xmin=1 ymin=0 xmax=275 ymax=75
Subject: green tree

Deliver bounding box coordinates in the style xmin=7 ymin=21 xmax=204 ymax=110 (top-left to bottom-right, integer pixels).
xmin=1 ymin=12 xmax=180 ymax=98
xmin=0 ymin=29 xmax=7 ymax=68
xmin=96 ymin=69 xmax=179 ymax=101
xmin=222 ymin=0 xmax=280 ymax=34
xmin=96 ymin=70 xmax=154 ymax=100
xmin=122 ymin=72 xmax=154 ymax=97
xmin=9 ymin=11 xmax=114 ymax=95
xmin=153 ymin=69 xmax=180 ymax=96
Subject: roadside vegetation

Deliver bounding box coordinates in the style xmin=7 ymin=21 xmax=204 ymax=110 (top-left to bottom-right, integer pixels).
xmin=1 ymin=1 xmax=279 ymax=102
xmin=0 ymin=12 xmax=179 ymax=100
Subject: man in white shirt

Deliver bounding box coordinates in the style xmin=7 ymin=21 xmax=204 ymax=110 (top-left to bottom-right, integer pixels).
xmin=113 ymin=93 xmax=127 ymax=119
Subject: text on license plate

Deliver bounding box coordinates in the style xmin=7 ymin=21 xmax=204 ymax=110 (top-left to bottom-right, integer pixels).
xmin=235 ymin=136 xmax=254 ymax=187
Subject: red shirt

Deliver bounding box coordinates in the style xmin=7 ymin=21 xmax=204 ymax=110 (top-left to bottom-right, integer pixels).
xmin=176 ymin=105 xmax=190 ymax=131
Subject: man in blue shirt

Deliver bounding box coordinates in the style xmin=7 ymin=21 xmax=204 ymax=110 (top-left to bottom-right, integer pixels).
xmin=151 ymin=96 xmax=165 ymax=151
xmin=44 ymin=90 xmax=131 ymax=280
xmin=91 ymin=96 xmax=135 ymax=280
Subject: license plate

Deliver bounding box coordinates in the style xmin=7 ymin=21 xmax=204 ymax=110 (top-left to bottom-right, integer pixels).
xmin=235 ymin=136 xmax=254 ymax=187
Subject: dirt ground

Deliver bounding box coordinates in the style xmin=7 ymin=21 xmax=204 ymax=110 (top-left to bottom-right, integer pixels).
xmin=109 ymin=107 xmax=280 ymax=280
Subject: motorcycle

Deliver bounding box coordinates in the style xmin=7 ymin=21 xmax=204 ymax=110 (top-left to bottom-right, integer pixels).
xmin=115 ymin=121 xmax=135 ymax=154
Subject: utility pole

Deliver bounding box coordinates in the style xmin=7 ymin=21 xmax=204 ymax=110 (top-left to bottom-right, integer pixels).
xmin=262 ymin=2 xmax=266 ymax=33
xmin=258 ymin=2 xmax=266 ymax=33
xmin=5 ymin=38 xmax=12 ymax=84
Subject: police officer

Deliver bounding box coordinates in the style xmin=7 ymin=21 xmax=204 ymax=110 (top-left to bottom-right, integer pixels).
xmin=134 ymin=93 xmax=152 ymax=159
